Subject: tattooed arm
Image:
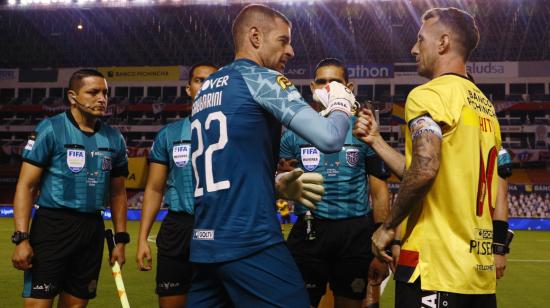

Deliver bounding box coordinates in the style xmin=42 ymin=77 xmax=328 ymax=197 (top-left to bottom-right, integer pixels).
xmin=371 ymin=115 xmax=442 ymax=262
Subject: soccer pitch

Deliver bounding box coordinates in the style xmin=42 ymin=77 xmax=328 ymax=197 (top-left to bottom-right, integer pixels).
xmin=1 ymin=218 xmax=549 ymax=307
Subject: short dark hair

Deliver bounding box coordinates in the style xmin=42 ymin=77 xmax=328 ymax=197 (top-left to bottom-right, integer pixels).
xmin=314 ymin=58 xmax=349 ymax=83
xmin=68 ymin=69 xmax=105 ymax=93
xmin=188 ymin=62 xmax=218 ymax=81
xmin=422 ymin=7 xmax=480 ymax=60
xmin=232 ymin=4 xmax=291 ymax=50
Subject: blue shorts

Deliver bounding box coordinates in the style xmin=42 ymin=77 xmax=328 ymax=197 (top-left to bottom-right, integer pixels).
xmin=188 ymin=242 xmax=310 ymax=308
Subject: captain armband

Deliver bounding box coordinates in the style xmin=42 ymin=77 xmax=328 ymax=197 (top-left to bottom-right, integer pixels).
xmin=497 ymin=148 xmax=513 ymax=179
xmin=409 ymin=115 xmax=442 ymax=140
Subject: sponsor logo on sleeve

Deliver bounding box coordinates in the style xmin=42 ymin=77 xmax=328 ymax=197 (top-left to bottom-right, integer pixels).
xmin=276 ymin=75 xmax=293 ymax=91
xmin=24 ymin=132 xmax=37 ymax=151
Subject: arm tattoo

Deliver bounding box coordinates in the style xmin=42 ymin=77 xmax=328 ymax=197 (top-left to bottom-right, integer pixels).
xmin=386 ymin=131 xmax=441 ymax=229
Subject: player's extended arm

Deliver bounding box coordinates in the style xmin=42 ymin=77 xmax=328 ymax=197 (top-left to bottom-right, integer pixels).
xmin=109 ymin=176 xmax=128 ymax=267
xmin=354 ymin=108 xmax=406 ymax=179
xmin=136 ymin=163 xmax=168 ymax=271
xmin=288 ymin=109 xmax=349 ymax=153
xmin=369 ymin=175 xmax=390 ymax=225
xmin=365 ymin=175 xmax=391 ymax=308
xmin=493 ymin=177 xmax=509 ymax=279
xmin=372 ymin=120 xmax=441 ymax=262
xmin=11 ymin=162 xmax=43 ymax=270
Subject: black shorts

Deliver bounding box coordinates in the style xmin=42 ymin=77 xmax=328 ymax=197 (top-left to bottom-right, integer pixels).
xmin=155 ymin=210 xmax=194 ymax=297
xmin=23 ymin=207 xmax=104 ymax=299
xmin=286 ymin=213 xmax=375 ymax=306
xmin=396 ymin=279 xmax=497 ymax=308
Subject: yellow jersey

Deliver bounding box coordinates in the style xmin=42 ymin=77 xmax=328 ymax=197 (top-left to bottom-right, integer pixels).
xmin=397 ymin=74 xmax=501 ymax=294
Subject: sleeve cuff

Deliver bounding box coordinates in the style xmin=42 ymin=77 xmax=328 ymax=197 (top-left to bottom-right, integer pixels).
xmin=147 ymin=158 xmax=169 ymax=166
xmin=111 ymin=165 xmax=129 ymax=178
xmin=22 ymin=157 xmax=46 ymax=168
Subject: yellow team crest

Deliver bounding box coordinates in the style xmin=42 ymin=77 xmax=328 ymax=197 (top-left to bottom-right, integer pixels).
xmin=276 ymin=75 xmax=293 ymax=90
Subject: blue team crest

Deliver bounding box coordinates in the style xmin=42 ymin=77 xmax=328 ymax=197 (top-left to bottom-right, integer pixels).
xmin=66 ymin=149 xmax=86 ymax=173
xmin=102 ymin=156 xmax=113 ymax=171
xmin=301 ymin=147 xmax=320 ymax=171
xmin=172 ymin=144 xmax=190 ymax=167
xmin=346 ymin=148 xmax=360 ymax=167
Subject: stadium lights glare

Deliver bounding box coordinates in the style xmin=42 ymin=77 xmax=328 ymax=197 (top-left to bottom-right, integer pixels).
xmin=3 ymin=0 xmax=394 ymax=8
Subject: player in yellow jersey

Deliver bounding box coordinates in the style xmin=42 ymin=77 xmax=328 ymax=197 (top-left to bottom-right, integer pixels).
xmin=353 ymin=7 xmax=503 ymax=308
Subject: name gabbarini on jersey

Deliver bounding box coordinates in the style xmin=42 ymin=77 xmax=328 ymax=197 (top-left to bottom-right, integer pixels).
xmin=191 ymin=75 xmax=229 ymax=116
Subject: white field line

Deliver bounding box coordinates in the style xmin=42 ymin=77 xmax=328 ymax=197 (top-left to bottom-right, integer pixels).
xmin=508 ymin=259 xmax=550 ymax=262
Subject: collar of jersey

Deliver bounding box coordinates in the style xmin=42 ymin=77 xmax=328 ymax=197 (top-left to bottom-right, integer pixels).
xmin=65 ymin=110 xmax=102 ymax=137
xmin=438 ymin=72 xmax=475 ymax=84
xmin=234 ymin=58 xmax=260 ymax=67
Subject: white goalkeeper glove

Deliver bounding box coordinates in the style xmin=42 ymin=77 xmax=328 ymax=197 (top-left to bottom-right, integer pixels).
xmin=276 ymin=168 xmax=324 ymax=210
xmin=312 ymin=81 xmax=359 ymax=117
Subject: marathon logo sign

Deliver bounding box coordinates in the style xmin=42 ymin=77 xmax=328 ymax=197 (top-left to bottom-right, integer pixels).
xmin=301 ymin=146 xmax=320 ymax=171
xmin=172 ymin=143 xmax=190 ymax=167
xmin=347 ymin=64 xmax=394 ymax=79
xmin=67 ymin=149 xmax=86 ymax=173
xmin=193 ymin=229 xmax=214 ymax=240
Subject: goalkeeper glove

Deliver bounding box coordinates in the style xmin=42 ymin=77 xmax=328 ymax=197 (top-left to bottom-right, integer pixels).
xmin=276 ymin=168 xmax=324 ymax=209
xmin=312 ymin=81 xmax=359 ymax=117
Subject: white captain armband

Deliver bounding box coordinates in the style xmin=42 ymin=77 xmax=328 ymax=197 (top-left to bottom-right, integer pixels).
xmin=409 ymin=115 xmax=442 ymax=140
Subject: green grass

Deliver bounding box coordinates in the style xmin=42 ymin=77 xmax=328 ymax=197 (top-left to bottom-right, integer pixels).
xmin=1 ymin=218 xmax=549 ymax=307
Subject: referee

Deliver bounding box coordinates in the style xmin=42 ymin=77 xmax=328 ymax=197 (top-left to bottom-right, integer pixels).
xmin=136 ymin=63 xmax=217 ymax=308
xmin=11 ymin=69 xmax=130 ymax=307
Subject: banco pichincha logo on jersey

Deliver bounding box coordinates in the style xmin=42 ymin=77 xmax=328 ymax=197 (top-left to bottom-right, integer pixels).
xmin=301 ymin=147 xmax=320 ymax=171
xmin=67 ymin=149 xmax=86 ymax=173
xmin=172 ymin=143 xmax=190 ymax=167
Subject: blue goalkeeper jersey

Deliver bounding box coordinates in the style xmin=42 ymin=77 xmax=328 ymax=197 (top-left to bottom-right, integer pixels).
xmin=190 ymin=58 xmax=330 ymax=263
xmin=148 ymin=118 xmax=194 ymax=214
xmin=280 ymin=116 xmax=380 ymax=219
xmin=21 ymin=111 xmax=128 ymax=213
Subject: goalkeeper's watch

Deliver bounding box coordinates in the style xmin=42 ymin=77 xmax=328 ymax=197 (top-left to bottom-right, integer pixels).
xmin=114 ymin=232 xmax=130 ymax=244
xmin=492 ymin=243 xmax=509 ymax=255
xmin=11 ymin=231 xmax=30 ymax=245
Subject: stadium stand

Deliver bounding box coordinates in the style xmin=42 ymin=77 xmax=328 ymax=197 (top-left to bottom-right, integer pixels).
xmin=0 ymin=0 xmax=549 ymax=68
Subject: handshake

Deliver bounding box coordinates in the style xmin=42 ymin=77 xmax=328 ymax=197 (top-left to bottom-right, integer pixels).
xmin=313 ymin=81 xmax=359 ymax=117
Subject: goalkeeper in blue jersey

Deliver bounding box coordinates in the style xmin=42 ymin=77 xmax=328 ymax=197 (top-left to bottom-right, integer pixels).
xmin=11 ymin=69 xmax=129 ymax=307
xmin=279 ymin=58 xmax=391 ymax=308
xmin=188 ymin=4 xmax=357 ymax=307
xmin=136 ymin=63 xmax=218 ymax=308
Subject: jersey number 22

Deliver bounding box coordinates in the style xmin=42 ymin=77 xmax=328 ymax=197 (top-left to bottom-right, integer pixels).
xmin=191 ymin=111 xmax=231 ymax=197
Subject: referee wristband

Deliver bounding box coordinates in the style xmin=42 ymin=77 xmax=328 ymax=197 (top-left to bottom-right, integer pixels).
xmin=114 ymin=232 xmax=130 ymax=244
